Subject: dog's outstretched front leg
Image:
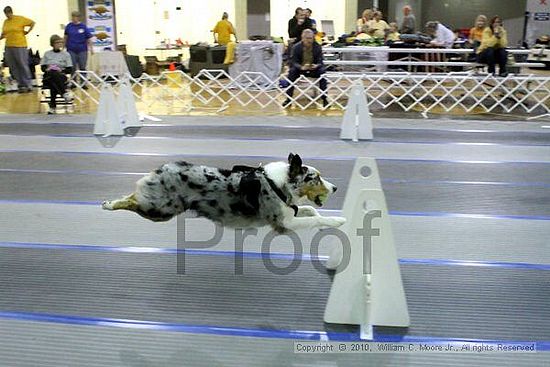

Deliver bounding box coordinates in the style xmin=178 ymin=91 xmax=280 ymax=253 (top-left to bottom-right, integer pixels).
xmin=280 ymin=212 xmax=346 ymax=232
xmin=296 ymin=205 xmax=321 ymax=217
xmin=102 ymin=193 xmax=139 ymax=212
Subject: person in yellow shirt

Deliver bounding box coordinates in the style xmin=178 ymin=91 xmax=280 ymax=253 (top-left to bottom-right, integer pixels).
xmin=367 ymin=11 xmax=390 ymax=39
xmin=0 ymin=6 xmax=35 ymax=92
xmin=356 ymin=9 xmax=372 ymax=33
xmin=386 ymin=22 xmax=401 ymax=42
xmin=468 ymin=15 xmax=487 ymax=49
xmin=476 ymin=16 xmax=508 ymax=76
xmin=212 ymin=12 xmax=236 ymax=46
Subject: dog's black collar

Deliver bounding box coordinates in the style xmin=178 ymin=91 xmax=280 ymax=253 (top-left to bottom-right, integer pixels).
xmin=261 ymin=168 xmax=298 ymax=217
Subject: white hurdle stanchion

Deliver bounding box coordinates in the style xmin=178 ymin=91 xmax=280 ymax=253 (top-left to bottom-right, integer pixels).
xmin=93 ymin=84 xmax=123 ymax=137
xmin=340 ymin=80 xmax=373 ymax=141
xmin=117 ymin=77 xmax=142 ymax=129
xmin=324 ymin=157 xmax=409 ymax=339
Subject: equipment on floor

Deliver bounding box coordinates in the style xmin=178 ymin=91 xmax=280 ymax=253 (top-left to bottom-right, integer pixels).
xmin=189 ymin=44 xmax=228 ymax=77
xmin=93 ymin=78 xmax=142 ymax=138
xmin=340 ymin=81 xmax=373 ymax=141
xmin=324 ymin=157 xmax=409 ymax=339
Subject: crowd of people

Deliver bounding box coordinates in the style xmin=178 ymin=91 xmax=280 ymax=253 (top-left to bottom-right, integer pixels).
xmin=278 ymin=5 xmax=513 ymax=108
xmin=0 ymin=6 xmax=94 ymax=113
xmin=0 ymin=4 xmax=514 ymax=114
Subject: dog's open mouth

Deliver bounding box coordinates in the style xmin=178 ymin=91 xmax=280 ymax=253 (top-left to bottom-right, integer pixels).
xmin=314 ymin=196 xmax=324 ymax=206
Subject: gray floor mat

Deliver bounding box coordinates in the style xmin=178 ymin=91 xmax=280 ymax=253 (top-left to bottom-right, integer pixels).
xmin=1 ymin=248 xmax=549 ymax=341
xmin=2 ymin=152 xmax=550 ymax=185
xmin=1 ymin=123 xmax=549 ymax=145
xmin=1 ymin=170 xmax=549 ymax=216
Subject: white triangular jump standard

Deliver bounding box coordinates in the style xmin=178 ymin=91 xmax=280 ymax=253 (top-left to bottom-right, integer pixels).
xmin=93 ymin=84 xmax=123 ymax=137
xmin=340 ymin=81 xmax=373 ymax=141
xmin=324 ymin=157 xmax=409 ymax=339
xmin=117 ymin=79 xmax=142 ymax=129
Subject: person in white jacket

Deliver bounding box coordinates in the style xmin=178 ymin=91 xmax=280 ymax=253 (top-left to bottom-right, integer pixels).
xmin=425 ymin=21 xmax=455 ymax=48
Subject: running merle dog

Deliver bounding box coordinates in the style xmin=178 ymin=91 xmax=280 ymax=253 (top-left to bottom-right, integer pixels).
xmin=102 ymin=153 xmax=346 ymax=232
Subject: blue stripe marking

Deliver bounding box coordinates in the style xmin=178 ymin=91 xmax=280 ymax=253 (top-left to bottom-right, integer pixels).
xmin=1 ymin=149 xmax=550 ymax=165
xmin=3 ymin=120 xmax=549 ymax=136
xmin=3 ymin=167 xmax=550 ymax=188
xmin=399 ymin=258 xmax=550 ymax=271
xmin=3 ymin=131 xmax=549 ymax=147
xmin=0 ymin=310 xmax=549 ymax=349
xmin=1 ymin=241 xmax=549 ymax=271
xmin=2 ymin=199 xmax=550 ymax=221
xmin=0 ymin=241 xmax=328 ymax=261
xmin=0 ymin=310 xmax=356 ymax=340
xmin=390 ymin=210 xmax=550 ymax=221
xmin=372 ymin=332 xmax=550 ymax=351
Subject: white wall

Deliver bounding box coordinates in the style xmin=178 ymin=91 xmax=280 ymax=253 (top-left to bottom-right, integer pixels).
xmin=0 ymin=0 xmax=69 ymax=54
xmin=115 ymin=0 xmax=236 ymax=56
xmin=270 ymin=0 xmax=347 ymax=39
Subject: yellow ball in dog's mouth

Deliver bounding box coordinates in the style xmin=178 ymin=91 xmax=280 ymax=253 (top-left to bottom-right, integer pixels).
xmin=317 ymin=193 xmax=328 ymax=205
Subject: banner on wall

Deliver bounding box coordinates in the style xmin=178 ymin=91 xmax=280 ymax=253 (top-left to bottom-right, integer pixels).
xmin=526 ymin=0 xmax=550 ymax=45
xmin=86 ymin=0 xmax=116 ymax=51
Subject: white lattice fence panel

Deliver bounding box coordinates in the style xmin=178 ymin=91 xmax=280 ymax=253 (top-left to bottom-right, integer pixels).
xmin=72 ymin=71 xmax=550 ymax=115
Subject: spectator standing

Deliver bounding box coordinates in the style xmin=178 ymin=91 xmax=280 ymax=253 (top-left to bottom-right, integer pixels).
xmin=304 ymin=8 xmax=317 ymax=33
xmin=400 ymin=5 xmax=416 ymax=34
xmin=212 ymin=12 xmax=237 ymax=45
xmin=283 ymin=29 xmax=328 ymax=108
xmin=288 ymin=8 xmax=312 ymax=42
xmin=477 ymin=16 xmax=508 ymax=76
xmin=0 ymin=6 xmax=35 ymax=92
xmin=64 ymin=11 xmax=93 ymax=88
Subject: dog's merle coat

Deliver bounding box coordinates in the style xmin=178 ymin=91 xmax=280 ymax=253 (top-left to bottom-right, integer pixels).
xmin=102 ymin=154 xmax=346 ymax=232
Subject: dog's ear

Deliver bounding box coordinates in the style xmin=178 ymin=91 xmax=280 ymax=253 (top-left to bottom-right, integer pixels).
xmin=288 ymin=153 xmax=295 ymax=163
xmin=288 ymin=153 xmax=303 ymax=178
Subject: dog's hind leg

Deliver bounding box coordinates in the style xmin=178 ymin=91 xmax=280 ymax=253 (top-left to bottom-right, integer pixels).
xmin=102 ymin=193 xmax=139 ymax=212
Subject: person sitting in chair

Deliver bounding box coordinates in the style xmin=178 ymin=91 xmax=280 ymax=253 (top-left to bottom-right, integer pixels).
xmin=477 ymin=16 xmax=508 ymax=77
xmin=283 ymin=29 xmax=327 ymax=108
xmin=40 ymin=34 xmax=73 ymax=114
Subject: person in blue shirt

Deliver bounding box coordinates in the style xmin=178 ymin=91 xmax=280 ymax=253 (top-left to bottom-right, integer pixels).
xmin=64 ymin=11 xmax=93 ymax=86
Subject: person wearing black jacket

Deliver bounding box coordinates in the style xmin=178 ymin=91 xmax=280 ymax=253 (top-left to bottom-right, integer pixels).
xmin=288 ymin=7 xmax=312 ymax=41
xmin=283 ymin=29 xmax=327 ymax=108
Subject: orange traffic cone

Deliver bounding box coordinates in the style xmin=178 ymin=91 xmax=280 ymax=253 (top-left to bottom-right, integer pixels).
xmin=169 ymin=62 xmax=176 ymax=71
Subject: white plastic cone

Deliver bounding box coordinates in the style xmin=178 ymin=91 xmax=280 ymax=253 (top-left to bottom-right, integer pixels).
xmin=340 ymin=81 xmax=373 ymax=141
xmin=93 ymin=84 xmax=123 ymax=137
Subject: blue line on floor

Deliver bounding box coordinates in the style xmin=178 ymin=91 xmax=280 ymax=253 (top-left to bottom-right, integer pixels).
xmin=0 ymin=168 xmax=145 ymax=176
xmin=1 ymin=150 xmax=550 ymax=165
xmin=390 ymin=210 xmax=550 ymax=221
xmin=2 ymin=168 xmax=550 ymax=188
xmin=0 ymin=241 xmax=328 ymax=261
xmin=0 ymin=310 xmax=548 ymax=349
xmin=2 ymin=241 xmax=549 ymax=271
xmin=3 ymin=121 xmax=549 ymax=135
xmin=398 ymin=258 xmax=550 ymax=271
xmin=1 ymin=199 xmax=550 ymax=221
xmin=3 ymin=131 xmax=549 ymax=147
xmin=0 ymin=310 xmax=356 ymax=341
xmin=0 ymin=121 xmax=542 ymax=134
